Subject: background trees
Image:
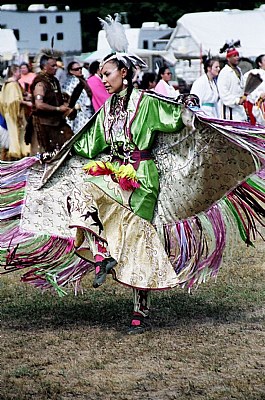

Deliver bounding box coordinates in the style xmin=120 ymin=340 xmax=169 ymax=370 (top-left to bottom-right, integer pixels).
xmin=16 ymin=2 xmax=261 ymax=51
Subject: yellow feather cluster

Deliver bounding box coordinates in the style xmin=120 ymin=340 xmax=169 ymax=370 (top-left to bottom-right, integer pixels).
xmin=83 ymin=161 xmax=140 ymax=190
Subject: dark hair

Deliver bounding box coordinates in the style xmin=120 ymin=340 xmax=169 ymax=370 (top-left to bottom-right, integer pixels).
xmin=203 ymin=57 xmax=220 ymax=74
xmin=89 ymin=61 xmax=100 ymax=75
xmin=255 ymin=54 xmax=265 ymax=69
xmin=39 ymin=54 xmax=56 ymax=70
xmin=20 ymin=62 xmax=29 ymax=69
xmin=67 ymin=61 xmax=81 ymax=75
xmin=156 ymin=66 xmax=170 ymax=83
xmin=140 ymin=72 xmax=156 ymax=89
xmin=102 ymin=54 xmax=134 ymax=111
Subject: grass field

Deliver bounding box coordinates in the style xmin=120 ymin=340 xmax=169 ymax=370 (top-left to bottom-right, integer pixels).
xmin=0 ymin=239 xmax=264 ymax=400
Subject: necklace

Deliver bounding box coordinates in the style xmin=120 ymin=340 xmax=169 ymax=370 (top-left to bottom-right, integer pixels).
xmin=230 ymin=65 xmax=241 ymax=79
xmin=208 ymin=77 xmax=214 ymax=91
xmin=41 ymin=72 xmax=58 ymax=93
xmin=207 ymin=74 xmax=218 ymax=92
xmin=104 ymin=92 xmax=135 ymax=163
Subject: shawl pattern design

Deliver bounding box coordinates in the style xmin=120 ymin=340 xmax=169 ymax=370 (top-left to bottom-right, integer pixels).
xmin=0 ymin=93 xmax=265 ymax=294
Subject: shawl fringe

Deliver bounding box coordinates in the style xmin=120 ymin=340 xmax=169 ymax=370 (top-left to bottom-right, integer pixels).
xmin=1 ymin=113 xmax=265 ymax=295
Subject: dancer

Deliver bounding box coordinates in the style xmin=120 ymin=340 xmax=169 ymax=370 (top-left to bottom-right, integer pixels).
xmin=1 ymin=16 xmax=265 ymax=335
xmin=28 ymin=51 xmax=73 ymax=155
xmin=86 ymin=60 xmax=111 ymax=112
xmin=218 ymin=40 xmax=247 ymax=121
xmin=244 ymin=54 xmax=265 ymax=125
xmin=190 ymin=57 xmax=220 ymax=118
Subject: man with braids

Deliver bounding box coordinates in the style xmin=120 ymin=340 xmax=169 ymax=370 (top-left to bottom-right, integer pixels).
xmin=28 ymin=51 xmax=73 ymax=156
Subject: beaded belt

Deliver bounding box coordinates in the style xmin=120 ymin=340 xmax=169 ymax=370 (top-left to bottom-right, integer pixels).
xmin=112 ymin=149 xmax=152 ymax=169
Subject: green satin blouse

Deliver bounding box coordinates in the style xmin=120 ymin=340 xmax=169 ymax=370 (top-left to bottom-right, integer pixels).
xmin=73 ymin=89 xmax=184 ymax=221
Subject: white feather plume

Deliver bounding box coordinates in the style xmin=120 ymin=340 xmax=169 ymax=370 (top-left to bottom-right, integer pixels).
xmin=98 ymin=13 xmax=129 ymax=53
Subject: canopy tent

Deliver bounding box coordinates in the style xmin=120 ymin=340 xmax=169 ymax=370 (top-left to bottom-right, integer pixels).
xmin=0 ymin=29 xmax=18 ymax=61
xmin=78 ymin=26 xmax=177 ymax=71
xmin=166 ymin=7 xmax=265 ymax=60
xmin=75 ymin=50 xmax=107 ymax=64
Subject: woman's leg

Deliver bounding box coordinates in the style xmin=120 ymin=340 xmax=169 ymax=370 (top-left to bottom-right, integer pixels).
xmin=74 ymin=228 xmax=117 ymax=288
xmin=128 ymin=288 xmax=151 ymax=334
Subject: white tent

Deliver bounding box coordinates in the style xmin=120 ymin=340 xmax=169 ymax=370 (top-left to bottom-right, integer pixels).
xmin=0 ymin=29 xmax=18 ymax=61
xmin=166 ymin=7 xmax=265 ymax=60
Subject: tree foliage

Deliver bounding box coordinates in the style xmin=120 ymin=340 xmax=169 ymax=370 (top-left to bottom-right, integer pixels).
xmin=16 ymin=2 xmax=261 ymax=51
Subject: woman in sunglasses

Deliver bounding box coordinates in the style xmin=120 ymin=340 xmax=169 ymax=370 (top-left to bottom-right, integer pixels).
xmin=62 ymin=61 xmax=94 ymax=133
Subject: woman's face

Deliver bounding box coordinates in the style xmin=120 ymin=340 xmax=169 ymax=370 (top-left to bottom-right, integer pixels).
xmin=101 ymin=61 xmax=126 ymax=94
xmin=161 ymin=69 xmax=172 ymax=83
xmin=149 ymin=79 xmax=156 ymax=89
xmin=20 ymin=64 xmax=29 ymax=75
xmin=259 ymin=56 xmax=265 ymax=70
xmin=210 ymin=61 xmax=220 ymax=78
xmin=13 ymin=68 xmax=21 ymax=80
xmin=70 ymin=63 xmax=83 ymax=77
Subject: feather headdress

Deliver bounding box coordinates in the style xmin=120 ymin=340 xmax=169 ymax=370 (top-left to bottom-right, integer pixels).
xmin=33 ymin=47 xmax=63 ymax=73
xmin=219 ymin=39 xmax=241 ymax=54
xmin=98 ymin=13 xmax=147 ymax=69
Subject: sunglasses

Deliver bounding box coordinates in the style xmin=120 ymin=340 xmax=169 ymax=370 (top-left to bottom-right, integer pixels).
xmin=71 ymin=67 xmax=82 ymax=71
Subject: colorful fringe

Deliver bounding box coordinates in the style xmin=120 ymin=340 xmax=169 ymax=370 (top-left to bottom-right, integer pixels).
xmin=0 ymin=157 xmax=94 ymax=296
xmin=1 ymin=114 xmax=265 ymax=295
xmin=156 ymin=110 xmax=265 ymax=289
xmin=160 ymin=170 xmax=265 ymax=290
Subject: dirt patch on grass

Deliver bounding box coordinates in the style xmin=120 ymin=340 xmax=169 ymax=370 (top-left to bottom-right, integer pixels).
xmin=0 ymin=239 xmax=264 ymax=399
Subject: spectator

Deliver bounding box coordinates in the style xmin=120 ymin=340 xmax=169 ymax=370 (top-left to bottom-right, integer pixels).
xmin=155 ymin=66 xmax=179 ymax=99
xmin=190 ymin=57 xmax=220 ymax=118
xmin=177 ymin=79 xmax=190 ymax=95
xmin=19 ymin=62 xmax=36 ymax=122
xmin=29 ymin=51 xmax=72 ymax=155
xmin=244 ymin=54 xmax=265 ymax=125
xmin=217 ymin=43 xmax=247 ymax=121
xmin=139 ymin=72 xmax=157 ymax=90
xmin=0 ymin=112 xmax=9 ymax=160
xmin=0 ymin=64 xmax=31 ymax=160
xmin=18 ymin=62 xmax=36 ymax=94
xmin=86 ymin=60 xmax=111 ymax=112
xmin=62 ymin=61 xmax=94 ymax=134
xmin=132 ymin=65 xmax=143 ymax=88
xmin=55 ymin=58 xmax=67 ymax=88
xmin=82 ymin=62 xmax=90 ymax=80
